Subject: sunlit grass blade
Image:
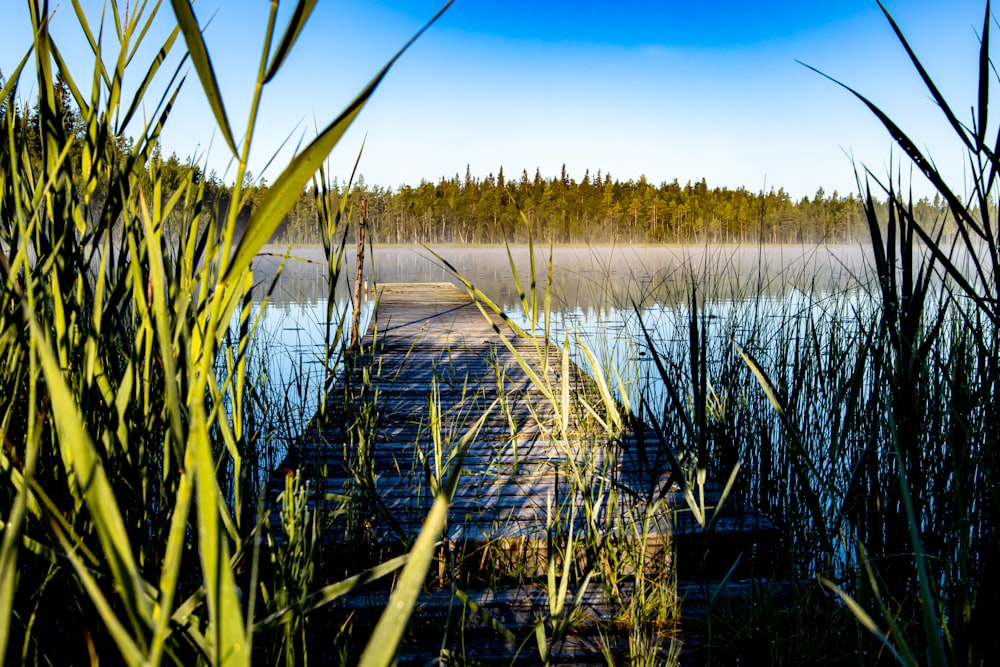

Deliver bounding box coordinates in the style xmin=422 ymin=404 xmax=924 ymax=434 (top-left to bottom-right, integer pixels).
xmin=49 ymin=522 xmax=147 ymax=666
xmin=190 ymin=400 xmax=250 ymax=667
xmin=123 ymin=0 xmax=170 ymax=65
xmin=168 ymin=0 xmax=238 ymax=156
xmin=707 ymin=461 xmax=741 ymax=533
xmin=137 ymin=192 xmax=184 ymax=455
xmin=254 ymin=554 xmax=409 ymax=633
xmin=148 ymin=466 xmax=194 ymax=667
xmin=422 ymin=246 xmax=533 ymax=339
xmin=735 ymin=343 xmax=785 ymax=417
xmin=0 ymin=364 xmax=40 ymax=663
xmin=47 ymin=38 xmax=89 ymax=115
xmin=503 ymin=238 xmax=531 ymax=325
xmin=560 ymin=336 xmax=570 ymax=436
xmin=69 ymin=0 xmax=112 ymax=88
xmin=638 ymin=392 xmax=702 ymax=525
xmin=119 ymin=23 xmax=184 ymax=132
xmin=357 ymin=398 xmax=493 ymax=667
xmin=548 ymin=498 xmax=575 ymax=620
xmin=28 ymin=315 xmax=154 ymax=645
xmin=454 ymin=589 xmax=517 ymax=643
xmin=0 ymin=52 xmax=32 ymax=110
xmin=227 ymin=1 xmax=454 ymax=287
xmin=534 ymin=618 xmax=549 ymax=664
xmin=356 ymin=496 xmax=449 ymax=665
xmin=818 ymin=575 xmax=910 ymax=666
xmin=0 ymin=494 xmax=19 ymax=662
xmin=264 ymin=0 xmax=318 ymax=84
xmin=735 ymin=342 xmax=832 ymax=554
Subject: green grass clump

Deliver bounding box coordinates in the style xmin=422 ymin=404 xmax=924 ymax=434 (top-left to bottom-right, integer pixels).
xmin=0 ymin=1 xmax=451 ymax=665
xmin=615 ymin=3 xmax=1000 ymax=662
xmin=6 ymin=0 xmax=999 ymax=664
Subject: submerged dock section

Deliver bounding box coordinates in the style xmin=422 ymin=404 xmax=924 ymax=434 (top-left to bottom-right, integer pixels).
xmin=268 ymin=282 xmax=782 ymax=663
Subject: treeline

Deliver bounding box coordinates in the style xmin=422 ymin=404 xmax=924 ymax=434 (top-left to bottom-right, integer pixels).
xmin=1 ymin=77 xmax=948 ymax=246
xmin=272 ymin=166 xmax=951 ymax=246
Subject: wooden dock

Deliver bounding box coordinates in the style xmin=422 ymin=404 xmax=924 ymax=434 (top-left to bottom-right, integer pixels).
xmin=267 ymin=282 xmax=783 ymax=663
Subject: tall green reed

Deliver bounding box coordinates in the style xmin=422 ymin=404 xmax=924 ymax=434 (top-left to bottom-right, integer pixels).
xmin=620 ymin=2 xmax=1000 ymax=661
xmin=613 ymin=241 xmax=889 ymax=660
xmin=790 ymin=1 xmax=1000 ymax=662
xmin=0 ymin=0 xmax=452 ymax=664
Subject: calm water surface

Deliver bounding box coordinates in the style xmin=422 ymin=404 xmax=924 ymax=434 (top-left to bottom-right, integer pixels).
xmin=250 ymin=244 xmax=877 ymax=432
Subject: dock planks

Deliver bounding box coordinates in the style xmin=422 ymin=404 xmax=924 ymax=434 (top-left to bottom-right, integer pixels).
xmin=267 ymin=282 xmax=783 ymax=663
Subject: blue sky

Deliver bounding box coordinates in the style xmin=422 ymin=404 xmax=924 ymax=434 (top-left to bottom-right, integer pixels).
xmin=0 ymin=1 xmax=989 ymax=198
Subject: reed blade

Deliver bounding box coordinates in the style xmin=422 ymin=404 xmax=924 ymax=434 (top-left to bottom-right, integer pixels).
xmin=357 ymin=398 xmax=493 ymax=666
xmin=190 ymin=401 xmax=250 ymax=667
xmin=253 ymin=554 xmax=410 ymax=633
xmin=69 ymin=0 xmax=112 ymax=87
xmin=735 ymin=342 xmax=832 ymax=554
xmin=264 ymin=0 xmax=319 ymax=83
xmin=29 ymin=315 xmax=154 ymax=641
xmin=119 ymin=23 xmax=183 ymax=132
xmin=168 ymin=0 xmax=238 ymax=156
xmin=818 ymin=575 xmax=910 ymax=666
xmin=49 ymin=524 xmax=147 ymax=665
xmin=227 ymin=2 xmax=454 ymax=289
xmin=454 ymin=589 xmax=517 ymax=642
xmin=800 ymin=60 xmax=986 ymax=241
xmin=876 ymin=1 xmax=977 ymax=152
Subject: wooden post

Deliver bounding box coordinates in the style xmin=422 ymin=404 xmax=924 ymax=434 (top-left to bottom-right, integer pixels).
xmin=350 ymin=198 xmax=367 ymax=350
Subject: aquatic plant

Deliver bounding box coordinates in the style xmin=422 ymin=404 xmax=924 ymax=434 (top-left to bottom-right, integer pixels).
xmin=0 ymin=0 xmax=451 ymax=664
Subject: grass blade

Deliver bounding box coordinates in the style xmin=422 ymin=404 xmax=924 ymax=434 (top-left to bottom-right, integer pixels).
xmin=253 ymin=554 xmax=409 ymax=632
xmin=0 ymin=358 xmax=39 ymax=663
xmin=735 ymin=342 xmax=832 ymax=554
xmin=355 ymin=488 xmax=449 ymax=665
xmin=226 ymin=1 xmax=454 ymax=287
xmin=357 ymin=397 xmax=492 ymax=667
xmin=638 ymin=392 xmax=703 ymax=525
xmin=190 ymin=401 xmax=250 ymax=667
xmin=148 ymin=466 xmax=194 ymax=667
xmin=0 ymin=53 xmax=32 ymax=111
xmin=454 ymin=589 xmax=517 ymax=643
xmin=799 ymin=60 xmax=985 ymax=241
xmin=707 ymin=461 xmax=741 ymax=533
xmin=69 ymin=0 xmax=112 ymax=88
xmin=119 ymin=22 xmax=183 ymax=132
xmin=818 ymin=575 xmax=910 ymax=666
xmin=168 ymin=0 xmax=238 ymax=156
xmin=50 ymin=523 xmax=146 ymax=666
xmin=264 ymin=0 xmax=318 ymax=84
xmin=975 ymin=0 xmax=990 ymax=146
xmin=876 ymin=1 xmax=976 ymax=153
xmin=887 ymin=412 xmax=947 ymax=667
xmin=28 ymin=314 xmax=154 ymax=645
xmin=632 ymin=303 xmax=696 ymax=442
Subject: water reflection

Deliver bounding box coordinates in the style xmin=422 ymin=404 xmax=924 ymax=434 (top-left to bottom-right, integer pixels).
xmin=253 ymin=244 xmax=874 ymax=308
xmin=249 ymin=244 xmax=877 ymax=437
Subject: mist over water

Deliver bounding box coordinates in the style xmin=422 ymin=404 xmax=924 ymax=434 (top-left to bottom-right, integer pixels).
xmin=254 ymin=243 xmax=875 ymax=307
xmin=249 ymin=243 xmax=878 ymax=432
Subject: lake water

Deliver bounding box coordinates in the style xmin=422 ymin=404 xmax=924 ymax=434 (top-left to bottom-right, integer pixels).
xmin=248 ymin=243 xmax=877 ymax=439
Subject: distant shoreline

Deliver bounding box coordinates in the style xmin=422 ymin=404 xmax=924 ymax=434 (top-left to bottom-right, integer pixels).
xmin=260 ymin=240 xmax=876 ymax=254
